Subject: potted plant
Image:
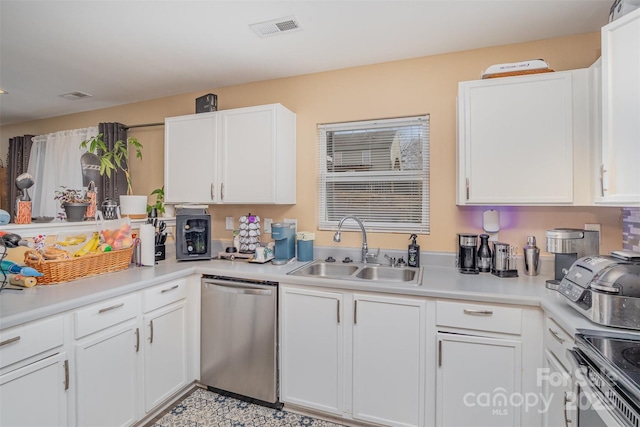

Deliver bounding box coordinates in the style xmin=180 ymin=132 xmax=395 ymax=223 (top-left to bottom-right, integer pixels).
xmin=80 ymin=134 xmax=147 ymax=218
xmin=54 ymin=186 xmax=91 ymax=222
xmin=146 ymin=186 xmax=165 ymax=217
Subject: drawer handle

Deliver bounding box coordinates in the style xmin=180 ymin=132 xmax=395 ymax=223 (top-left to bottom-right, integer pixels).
xmin=548 ymin=328 xmax=566 ymax=344
xmin=161 ymin=285 xmax=179 ymax=293
xmin=463 ymin=308 xmax=493 ymax=316
xmin=135 ymin=328 xmax=140 ymax=352
xmin=0 ymin=336 xmax=20 ymax=347
xmin=98 ymin=303 xmax=124 ymax=314
xmin=149 ymin=320 xmax=154 ymax=344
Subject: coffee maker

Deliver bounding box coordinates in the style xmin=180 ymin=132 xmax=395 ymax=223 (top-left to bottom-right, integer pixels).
xmin=545 ymin=228 xmax=599 ymax=288
xmin=176 ymin=207 xmax=212 ymax=261
xmin=271 ymin=222 xmax=296 ymax=265
xmin=457 ymin=233 xmax=479 ymax=274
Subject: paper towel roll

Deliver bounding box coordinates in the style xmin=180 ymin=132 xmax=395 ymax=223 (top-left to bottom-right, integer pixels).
xmin=139 ymin=224 xmax=156 ymax=266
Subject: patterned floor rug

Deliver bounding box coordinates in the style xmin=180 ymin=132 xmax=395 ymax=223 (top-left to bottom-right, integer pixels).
xmin=151 ymin=388 xmax=345 ymax=427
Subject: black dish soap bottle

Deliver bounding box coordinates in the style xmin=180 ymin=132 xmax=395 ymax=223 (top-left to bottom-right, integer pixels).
xmin=408 ymin=234 xmax=420 ymax=267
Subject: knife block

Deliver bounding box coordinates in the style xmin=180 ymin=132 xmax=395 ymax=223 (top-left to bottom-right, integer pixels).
xmin=155 ymin=244 xmax=166 ymax=261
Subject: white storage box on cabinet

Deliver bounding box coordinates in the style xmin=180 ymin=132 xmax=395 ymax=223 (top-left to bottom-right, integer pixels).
xmin=457 ymin=69 xmax=591 ymax=205
xmin=0 ymin=316 xmax=69 ymax=427
xmin=141 ymin=280 xmax=188 ymax=413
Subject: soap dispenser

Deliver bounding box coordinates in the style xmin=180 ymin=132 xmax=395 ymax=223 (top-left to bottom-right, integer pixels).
xmin=408 ymin=234 xmax=420 ymax=267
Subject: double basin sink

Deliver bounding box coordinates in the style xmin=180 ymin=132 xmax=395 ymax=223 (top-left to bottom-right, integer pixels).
xmin=288 ymin=259 xmax=423 ymax=286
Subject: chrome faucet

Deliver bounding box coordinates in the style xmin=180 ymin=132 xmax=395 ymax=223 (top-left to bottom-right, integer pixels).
xmin=333 ymin=216 xmax=378 ymax=264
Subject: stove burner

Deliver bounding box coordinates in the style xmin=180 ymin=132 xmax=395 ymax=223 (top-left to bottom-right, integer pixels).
xmin=622 ymin=346 xmax=640 ymax=370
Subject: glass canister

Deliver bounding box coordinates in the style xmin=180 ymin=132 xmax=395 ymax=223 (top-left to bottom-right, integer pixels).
xmin=296 ymin=232 xmax=315 ymax=261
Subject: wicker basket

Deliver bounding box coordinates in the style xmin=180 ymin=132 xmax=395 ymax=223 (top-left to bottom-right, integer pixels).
xmin=24 ymin=246 xmax=134 ymax=285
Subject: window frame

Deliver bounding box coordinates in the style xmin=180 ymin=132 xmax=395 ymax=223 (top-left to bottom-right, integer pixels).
xmin=318 ymin=115 xmax=430 ymax=234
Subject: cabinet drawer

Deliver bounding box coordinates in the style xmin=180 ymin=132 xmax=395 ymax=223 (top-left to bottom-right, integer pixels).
xmin=436 ymin=301 xmax=522 ymax=335
xmin=0 ymin=316 xmax=64 ymax=369
xmin=142 ymin=279 xmax=187 ymax=313
xmin=544 ymin=317 xmax=573 ymax=369
xmin=74 ymin=293 xmax=139 ymax=339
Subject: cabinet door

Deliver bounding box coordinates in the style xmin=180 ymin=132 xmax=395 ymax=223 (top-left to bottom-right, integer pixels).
xmin=599 ymin=8 xmax=640 ymax=205
xmin=143 ymin=300 xmax=188 ymax=413
xmin=75 ymin=321 xmax=139 ymax=427
xmin=458 ymin=72 xmax=574 ymax=205
xmin=352 ymin=294 xmax=425 ymax=427
xmin=164 ymin=113 xmax=218 ymax=204
xmin=280 ymin=287 xmax=343 ymax=415
xmin=0 ymin=353 xmax=69 ymax=426
xmin=542 ymin=349 xmax=574 ymax=427
xmin=436 ymin=332 xmax=522 ymax=427
xmin=218 ymin=104 xmax=296 ymax=204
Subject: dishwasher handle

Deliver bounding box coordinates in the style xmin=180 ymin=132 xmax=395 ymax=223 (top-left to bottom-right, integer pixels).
xmin=203 ymin=281 xmax=274 ymax=296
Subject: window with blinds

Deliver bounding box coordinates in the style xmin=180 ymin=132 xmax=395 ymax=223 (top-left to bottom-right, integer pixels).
xmin=318 ymin=115 xmax=430 ymax=234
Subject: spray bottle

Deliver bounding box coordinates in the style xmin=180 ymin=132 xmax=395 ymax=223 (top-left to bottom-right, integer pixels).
xmin=408 ymin=234 xmax=420 ymax=267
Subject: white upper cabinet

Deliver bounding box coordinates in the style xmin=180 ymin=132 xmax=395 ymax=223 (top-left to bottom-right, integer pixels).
xmin=164 ymin=112 xmax=218 ymax=204
xmin=218 ymin=104 xmax=296 ymax=204
xmin=457 ymin=70 xmax=590 ymax=205
xmin=164 ymin=103 xmax=296 ymax=205
xmin=596 ymin=8 xmax=640 ymax=205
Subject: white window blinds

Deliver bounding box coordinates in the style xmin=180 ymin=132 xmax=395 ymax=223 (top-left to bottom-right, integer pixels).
xmin=318 ymin=115 xmax=430 ymax=234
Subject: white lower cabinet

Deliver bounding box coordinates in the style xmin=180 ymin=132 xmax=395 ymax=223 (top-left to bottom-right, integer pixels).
xmin=280 ymin=285 xmax=426 ymax=427
xmin=542 ymin=349 xmax=573 ymax=427
xmin=352 ymin=294 xmax=426 ymax=427
xmin=434 ymin=300 xmax=543 ymax=427
xmin=142 ymin=299 xmax=188 ymax=412
xmin=0 ymin=315 xmax=69 ymax=427
xmin=0 ymin=352 xmax=69 ymax=426
xmin=436 ymin=332 xmax=522 ymax=426
xmin=280 ymin=287 xmax=344 ymax=415
xmin=75 ymin=320 xmax=140 ymax=427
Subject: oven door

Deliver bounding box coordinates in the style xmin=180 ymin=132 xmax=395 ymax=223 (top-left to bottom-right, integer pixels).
xmin=567 ymin=349 xmax=627 ymax=427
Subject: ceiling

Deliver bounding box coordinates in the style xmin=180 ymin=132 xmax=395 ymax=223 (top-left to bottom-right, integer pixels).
xmin=0 ymin=0 xmax=612 ymax=126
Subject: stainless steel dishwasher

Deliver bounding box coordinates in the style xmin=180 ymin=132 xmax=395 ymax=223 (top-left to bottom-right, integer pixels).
xmin=200 ymin=275 xmax=281 ymax=408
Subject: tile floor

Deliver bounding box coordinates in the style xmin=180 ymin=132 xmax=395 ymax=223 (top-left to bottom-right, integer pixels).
xmin=150 ymin=387 xmax=345 ymax=427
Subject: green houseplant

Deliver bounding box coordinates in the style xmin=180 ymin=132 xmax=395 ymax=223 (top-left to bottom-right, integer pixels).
xmin=80 ymin=134 xmax=147 ymax=218
xmin=146 ymin=186 xmax=165 ymax=216
xmin=54 ymin=186 xmax=91 ymax=222
xmin=80 ymin=133 xmax=143 ymax=195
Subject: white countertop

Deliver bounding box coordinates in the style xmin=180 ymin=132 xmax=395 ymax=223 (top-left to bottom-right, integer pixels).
xmin=0 ymin=252 xmax=624 ymax=335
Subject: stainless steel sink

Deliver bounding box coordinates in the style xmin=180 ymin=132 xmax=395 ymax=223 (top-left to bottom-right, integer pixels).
xmin=293 ymin=262 xmax=359 ymax=277
xmin=355 ymin=266 xmax=417 ymax=282
xmin=288 ymin=260 xmax=422 ymax=285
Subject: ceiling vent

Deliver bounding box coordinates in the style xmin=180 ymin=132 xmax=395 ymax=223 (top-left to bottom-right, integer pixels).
xmin=59 ymin=91 xmax=92 ymax=101
xmin=250 ymin=15 xmax=303 ymax=38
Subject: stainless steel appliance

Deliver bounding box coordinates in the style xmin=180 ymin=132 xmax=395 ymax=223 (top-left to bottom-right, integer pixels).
xmin=557 ymin=255 xmax=640 ymax=330
xmin=200 ymin=275 xmax=281 ymax=408
xmin=491 ymin=242 xmax=518 ymax=277
xmin=457 ymin=233 xmax=479 ymax=274
xmin=176 ymin=208 xmax=211 ymax=261
xmin=546 ymin=228 xmax=599 ymax=289
xmin=567 ymin=329 xmax=640 ymax=427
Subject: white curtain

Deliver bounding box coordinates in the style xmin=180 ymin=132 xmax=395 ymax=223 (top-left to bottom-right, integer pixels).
xmin=28 ymin=126 xmax=99 ymax=218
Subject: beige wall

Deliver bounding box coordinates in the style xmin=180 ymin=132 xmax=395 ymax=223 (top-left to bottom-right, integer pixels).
xmin=1 ymin=32 xmax=623 ymax=254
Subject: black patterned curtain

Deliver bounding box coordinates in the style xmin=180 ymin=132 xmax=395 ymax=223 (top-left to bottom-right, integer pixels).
xmin=98 ymin=123 xmax=127 ymax=207
xmin=5 ymin=135 xmax=34 ymax=221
